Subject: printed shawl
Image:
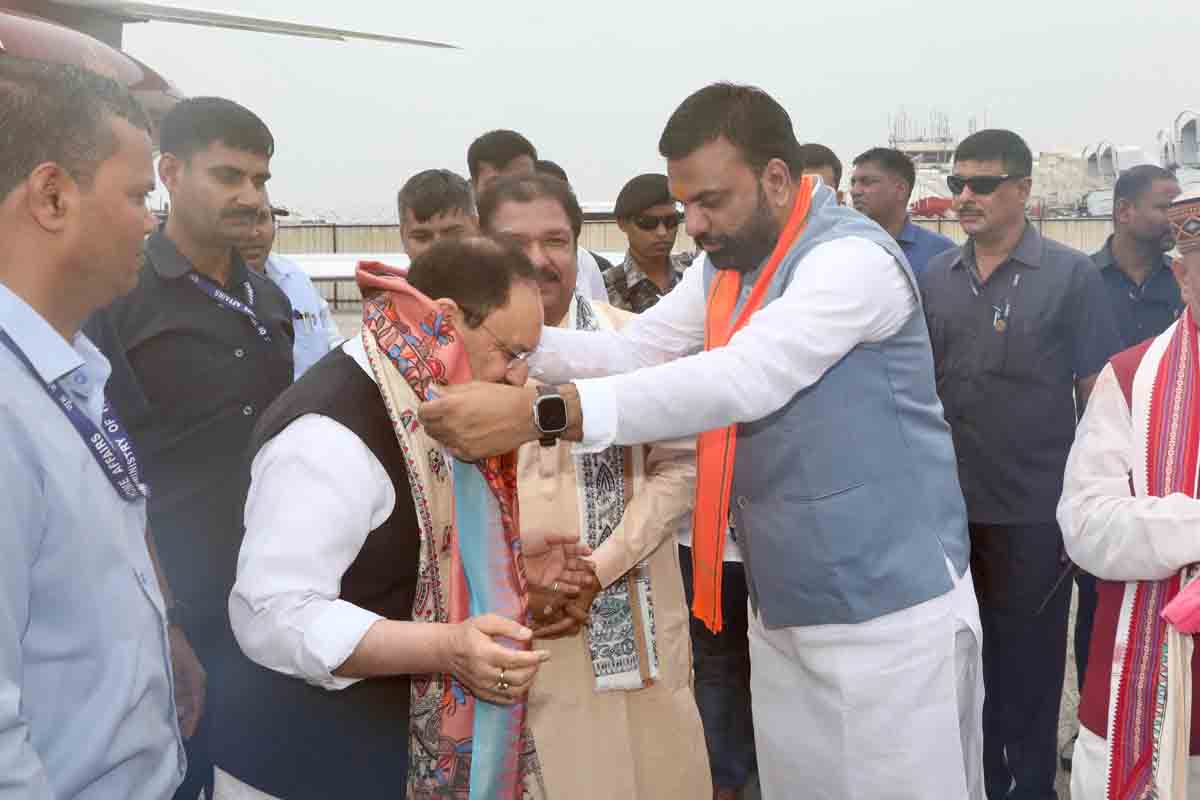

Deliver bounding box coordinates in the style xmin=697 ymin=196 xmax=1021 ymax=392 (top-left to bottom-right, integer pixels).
xmin=1106 ymin=308 xmax=1200 ymax=800
xmin=691 ymin=175 xmax=815 ymax=633
xmin=356 ymin=262 xmax=544 ymax=800
xmin=571 ymin=295 xmax=659 ymax=691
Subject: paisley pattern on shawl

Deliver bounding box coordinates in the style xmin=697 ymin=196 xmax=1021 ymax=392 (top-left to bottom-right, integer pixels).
xmin=1106 ymin=308 xmax=1200 ymax=800
xmin=572 ymin=295 xmax=660 ymax=691
xmin=356 ymin=261 xmax=544 ymax=800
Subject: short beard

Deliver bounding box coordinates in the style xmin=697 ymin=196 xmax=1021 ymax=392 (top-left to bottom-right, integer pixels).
xmin=1130 ymin=228 xmax=1176 ymax=256
xmin=698 ymin=186 xmax=781 ymax=273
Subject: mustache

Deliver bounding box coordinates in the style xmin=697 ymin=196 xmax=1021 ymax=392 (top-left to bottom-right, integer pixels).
xmin=535 ymin=267 xmax=560 ymax=283
xmin=224 ymin=209 xmax=258 ymax=221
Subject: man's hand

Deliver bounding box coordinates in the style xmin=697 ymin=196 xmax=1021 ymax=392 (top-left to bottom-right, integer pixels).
xmin=524 ymin=531 xmax=595 ymax=639
xmin=420 ymin=382 xmax=540 ymax=461
xmin=529 ymin=587 xmax=581 ymax=639
xmin=562 ymin=569 xmax=603 ymax=626
xmin=446 ymin=614 xmax=550 ymax=705
xmin=530 ymin=561 xmax=604 ymax=640
xmin=167 ymin=625 xmax=206 ymax=739
xmin=522 ymin=530 xmax=593 ymax=594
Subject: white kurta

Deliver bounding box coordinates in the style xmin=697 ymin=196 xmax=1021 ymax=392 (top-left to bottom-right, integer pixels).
xmin=1059 ymin=358 xmax=1200 ymax=797
xmin=519 ymin=300 xmax=711 ymax=799
xmin=528 ymin=233 xmax=985 ymax=799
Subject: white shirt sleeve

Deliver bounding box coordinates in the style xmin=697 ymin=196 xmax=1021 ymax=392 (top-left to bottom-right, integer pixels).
xmin=575 ymin=248 xmax=610 ymax=303
xmin=231 ymin=414 xmax=396 ymax=690
xmin=1058 ymin=364 xmax=1200 ymax=581
xmin=531 ymin=259 xmax=707 ymax=384
xmin=565 ymin=236 xmax=917 ymax=451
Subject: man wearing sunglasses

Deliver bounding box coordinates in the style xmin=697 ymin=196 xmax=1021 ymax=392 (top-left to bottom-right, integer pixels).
xmin=606 ymin=173 xmax=691 ymax=313
xmin=921 ymin=129 xmax=1123 ymax=800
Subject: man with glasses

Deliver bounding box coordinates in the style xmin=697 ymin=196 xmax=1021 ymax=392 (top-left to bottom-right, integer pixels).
xmin=226 ymin=236 xmax=585 ymax=800
xmin=605 ymin=173 xmax=691 ymax=313
xmin=921 ymin=129 xmax=1123 ymax=800
xmin=476 ymin=172 xmax=712 ymax=798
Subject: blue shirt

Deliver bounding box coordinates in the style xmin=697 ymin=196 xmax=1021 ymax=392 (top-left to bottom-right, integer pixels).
xmin=265 ymin=254 xmax=341 ymax=379
xmin=0 ymin=283 xmax=184 ymax=799
xmin=1091 ymin=235 xmax=1184 ymax=349
xmin=896 ymin=217 xmax=957 ymax=276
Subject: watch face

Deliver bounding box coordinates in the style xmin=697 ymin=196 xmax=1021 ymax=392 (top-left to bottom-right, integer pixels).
xmin=535 ymin=395 xmax=569 ymax=434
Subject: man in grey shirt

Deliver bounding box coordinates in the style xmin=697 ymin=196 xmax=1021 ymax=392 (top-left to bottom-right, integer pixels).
xmin=0 ymin=59 xmax=198 ymax=798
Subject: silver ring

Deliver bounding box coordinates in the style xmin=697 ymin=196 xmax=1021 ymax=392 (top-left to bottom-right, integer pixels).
xmin=552 ymin=582 xmax=560 ymax=593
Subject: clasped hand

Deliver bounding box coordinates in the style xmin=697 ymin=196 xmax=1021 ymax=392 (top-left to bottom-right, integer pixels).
xmin=523 ymin=529 xmax=602 ymax=639
xmin=447 ymin=532 xmax=598 ymax=704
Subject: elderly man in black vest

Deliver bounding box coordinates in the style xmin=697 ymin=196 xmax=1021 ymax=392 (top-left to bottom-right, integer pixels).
xmin=223 ymin=236 xmax=589 ymax=799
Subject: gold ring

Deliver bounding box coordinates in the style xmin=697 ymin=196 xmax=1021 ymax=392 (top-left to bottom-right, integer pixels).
xmin=499 ymin=668 xmax=506 ymax=683
xmin=495 ymin=679 xmax=510 ymax=692
xmin=552 ymin=582 xmax=560 ymax=593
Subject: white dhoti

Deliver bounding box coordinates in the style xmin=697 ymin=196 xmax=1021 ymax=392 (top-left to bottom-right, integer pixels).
xmin=749 ymin=561 xmax=984 ymax=800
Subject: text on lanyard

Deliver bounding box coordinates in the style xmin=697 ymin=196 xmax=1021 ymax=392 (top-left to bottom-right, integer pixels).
xmin=0 ymin=329 xmax=147 ymax=502
xmin=187 ymin=272 xmax=272 ymax=342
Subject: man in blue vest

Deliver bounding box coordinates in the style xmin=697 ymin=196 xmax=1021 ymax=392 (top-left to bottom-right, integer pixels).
xmin=419 ymin=82 xmax=983 ymax=800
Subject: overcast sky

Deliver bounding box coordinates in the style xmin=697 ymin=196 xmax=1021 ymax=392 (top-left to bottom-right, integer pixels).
xmin=124 ymin=1 xmax=1198 ymax=221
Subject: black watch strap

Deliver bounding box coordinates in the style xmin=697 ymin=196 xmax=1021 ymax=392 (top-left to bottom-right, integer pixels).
xmin=534 ymin=385 xmax=567 ymax=447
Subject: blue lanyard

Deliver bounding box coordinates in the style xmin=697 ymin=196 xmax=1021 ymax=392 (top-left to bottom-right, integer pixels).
xmin=187 ymin=272 xmax=272 ymax=342
xmin=0 ymin=329 xmax=147 ymax=503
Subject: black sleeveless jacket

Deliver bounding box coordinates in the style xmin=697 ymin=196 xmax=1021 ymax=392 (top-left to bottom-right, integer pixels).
xmin=215 ymin=346 xmax=420 ymax=798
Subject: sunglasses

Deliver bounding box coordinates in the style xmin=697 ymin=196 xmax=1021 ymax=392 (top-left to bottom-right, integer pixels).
xmin=946 ymin=174 xmax=1026 ymax=196
xmin=632 ymin=212 xmax=683 ymax=232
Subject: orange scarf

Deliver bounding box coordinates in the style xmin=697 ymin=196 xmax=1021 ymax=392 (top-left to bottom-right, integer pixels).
xmin=691 ymin=176 xmax=815 ymax=633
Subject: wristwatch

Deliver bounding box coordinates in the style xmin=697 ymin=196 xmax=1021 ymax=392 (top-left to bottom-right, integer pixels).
xmin=533 ymin=385 xmax=568 ymax=447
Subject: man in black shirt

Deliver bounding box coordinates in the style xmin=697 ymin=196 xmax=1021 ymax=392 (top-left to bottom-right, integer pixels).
xmin=921 ymin=129 xmax=1123 ymax=800
xmin=1093 ymin=165 xmax=1184 ymax=349
xmin=85 ymin=96 xmax=292 ymax=800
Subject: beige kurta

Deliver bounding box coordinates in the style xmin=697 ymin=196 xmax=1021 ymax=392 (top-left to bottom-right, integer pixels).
xmin=519 ymin=300 xmax=711 ymax=799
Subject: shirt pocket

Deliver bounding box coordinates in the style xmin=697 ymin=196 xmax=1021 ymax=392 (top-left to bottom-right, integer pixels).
xmin=995 ymin=304 xmax=1056 ymax=383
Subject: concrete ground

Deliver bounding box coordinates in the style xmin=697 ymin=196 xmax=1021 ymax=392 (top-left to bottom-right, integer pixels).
xmin=332 ymin=311 xmax=1083 ymax=798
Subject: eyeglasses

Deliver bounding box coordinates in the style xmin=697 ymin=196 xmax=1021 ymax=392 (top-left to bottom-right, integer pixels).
xmin=946 ymin=174 xmax=1026 ymax=196
xmin=480 ymin=320 xmax=531 ymax=366
xmin=632 ymin=212 xmax=683 ymax=232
